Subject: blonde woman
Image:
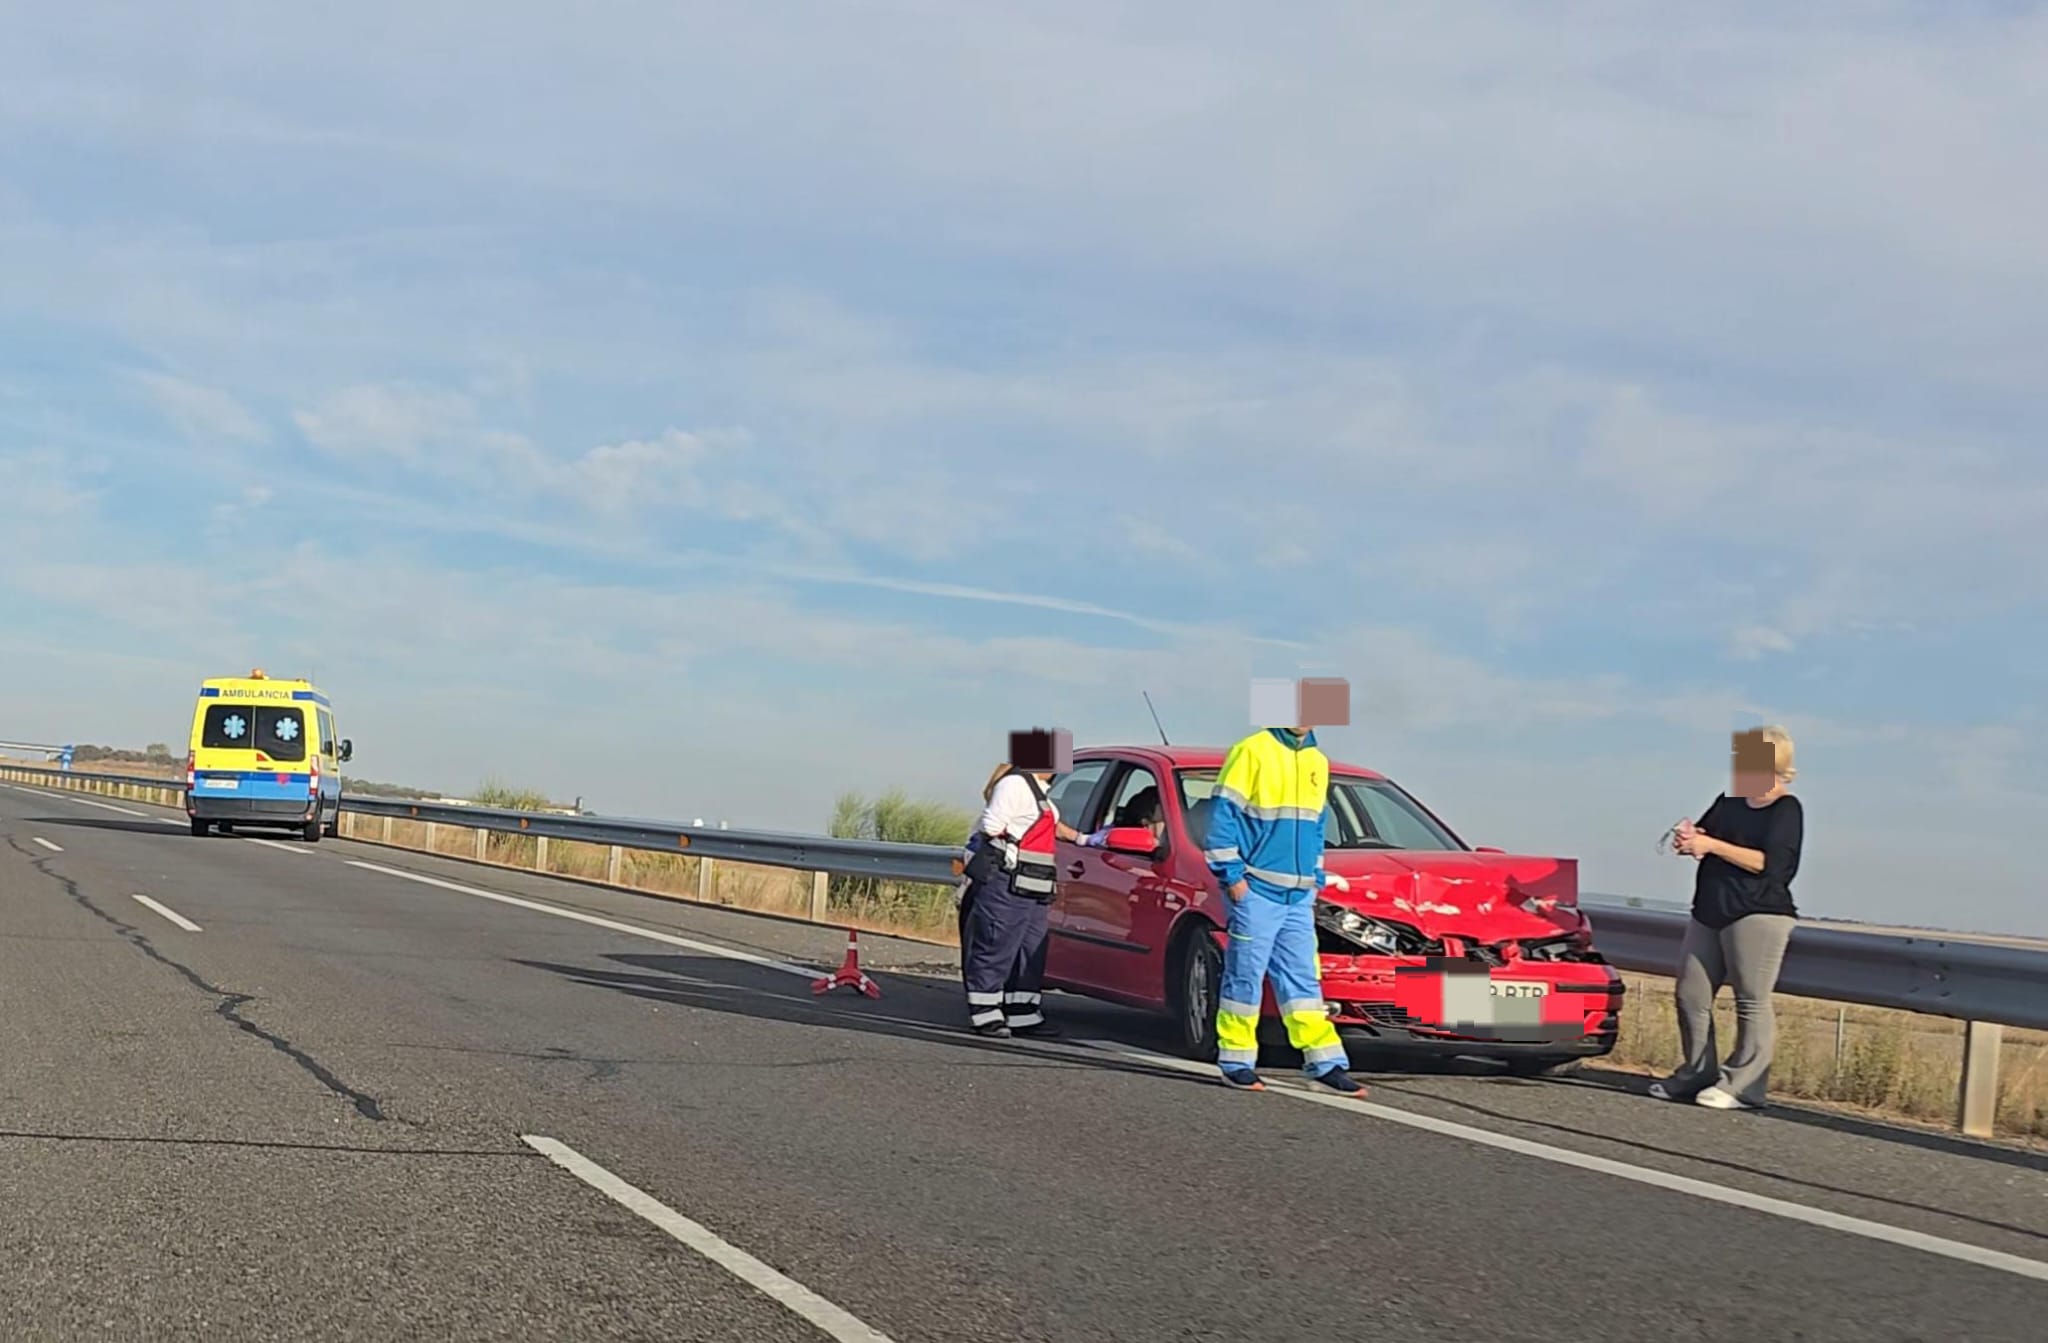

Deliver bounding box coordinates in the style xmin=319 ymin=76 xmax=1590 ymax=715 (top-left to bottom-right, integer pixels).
xmin=1652 ymin=726 xmax=1805 ymax=1111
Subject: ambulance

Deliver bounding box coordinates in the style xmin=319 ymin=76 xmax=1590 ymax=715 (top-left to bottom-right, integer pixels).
xmin=184 ymin=670 xmax=352 ymax=841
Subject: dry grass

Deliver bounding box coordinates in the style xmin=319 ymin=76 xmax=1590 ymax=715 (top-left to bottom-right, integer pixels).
xmin=1610 ymin=972 xmax=2048 ymax=1141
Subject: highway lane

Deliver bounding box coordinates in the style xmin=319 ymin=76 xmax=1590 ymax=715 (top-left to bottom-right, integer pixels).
xmin=4 ymin=781 xmax=2048 ymax=1341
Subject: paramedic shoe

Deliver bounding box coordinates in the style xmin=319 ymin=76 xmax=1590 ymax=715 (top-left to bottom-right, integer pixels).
xmin=971 ymin=1021 xmax=1012 ymax=1039
xmin=1309 ymin=1067 xmax=1369 ymax=1098
xmin=1219 ymin=1066 xmax=1266 ymax=1092
xmin=1648 ymin=1081 xmax=1684 ymax=1102
xmin=1693 ymin=1085 xmax=1760 ymax=1111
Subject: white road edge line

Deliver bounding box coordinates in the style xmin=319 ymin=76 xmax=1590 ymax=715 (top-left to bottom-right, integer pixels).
xmin=32 ymin=837 xmax=63 ymax=852
xmin=345 ymin=861 xmax=820 ymax=979
xmin=521 ymin=1135 xmax=894 ymax=1343
xmin=131 ymin=893 xmax=202 ymax=933
xmin=244 ymin=837 xmax=311 ymax=855
xmin=20 ymin=789 xmax=149 ymax=818
xmin=1070 ymin=1038 xmax=2048 ymax=1285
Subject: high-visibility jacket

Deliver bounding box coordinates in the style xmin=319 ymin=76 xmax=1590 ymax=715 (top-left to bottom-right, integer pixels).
xmin=1203 ymin=728 xmax=1332 ymax=904
xmin=986 ymin=769 xmax=1058 ymax=900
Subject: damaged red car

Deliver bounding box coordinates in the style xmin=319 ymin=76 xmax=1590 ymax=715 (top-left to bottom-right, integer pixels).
xmin=1041 ymin=745 xmax=1624 ymax=1075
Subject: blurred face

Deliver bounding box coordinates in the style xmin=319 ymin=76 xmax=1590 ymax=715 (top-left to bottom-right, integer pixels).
xmin=1731 ymin=731 xmax=1781 ymax=800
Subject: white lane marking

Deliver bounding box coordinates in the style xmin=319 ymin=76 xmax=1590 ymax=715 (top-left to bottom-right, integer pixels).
xmin=244 ymin=837 xmax=311 ymax=855
xmin=32 ymin=837 xmax=63 ymax=852
xmin=131 ymin=894 xmax=202 ymax=932
xmin=345 ymin=862 xmax=820 ymax=979
xmin=522 ymin=1135 xmax=894 ymax=1342
xmin=1072 ymin=1039 xmax=2048 ymax=1285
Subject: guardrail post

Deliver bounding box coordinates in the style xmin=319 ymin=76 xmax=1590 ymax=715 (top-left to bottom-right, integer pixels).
xmin=424 ymin=821 xmax=438 ymax=853
xmin=698 ymin=856 xmax=713 ymax=902
xmin=1958 ymin=1020 xmax=2002 ymax=1138
xmin=474 ymin=828 xmax=488 ymax=862
xmin=810 ymin=870 xmax=829 ymax=922
xmin=535 ymin=836 xmax=549 ymax=872
xmin=606 ymin=845 xmax=623 ymax=885
xmin=382 ymin=815 xmax=394 ymax=843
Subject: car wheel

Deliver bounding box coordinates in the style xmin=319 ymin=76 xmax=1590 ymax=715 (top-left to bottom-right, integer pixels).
xmin=303 ymin=819 xmax=323 ymax=843
xmin=1171 ymin=927 xmax=1222 ymax=1063
xmin=1504 ymin=1055 xmax=1584 ymax=1079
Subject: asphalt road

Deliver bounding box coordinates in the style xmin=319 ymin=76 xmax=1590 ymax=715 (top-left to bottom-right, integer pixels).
xmin=4 ymin=780 xmax=2048 ymax=1342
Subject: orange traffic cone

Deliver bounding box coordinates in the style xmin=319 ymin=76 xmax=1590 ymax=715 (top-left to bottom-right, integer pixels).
xmin=812 ymin=928 xmax=882 ymax=999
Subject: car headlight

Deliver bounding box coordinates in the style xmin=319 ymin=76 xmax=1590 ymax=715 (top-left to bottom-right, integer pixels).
xmin=1314 ymin=900 xmax=1412 ymax=955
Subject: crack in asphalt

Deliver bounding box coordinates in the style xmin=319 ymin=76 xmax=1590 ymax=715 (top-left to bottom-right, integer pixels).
xmin=9 ymin=837 xmax=406 ymax=1126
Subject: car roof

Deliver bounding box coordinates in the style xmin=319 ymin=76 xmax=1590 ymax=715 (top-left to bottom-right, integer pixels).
xmin=1075 ymin=743 xmax=1387 ymax=782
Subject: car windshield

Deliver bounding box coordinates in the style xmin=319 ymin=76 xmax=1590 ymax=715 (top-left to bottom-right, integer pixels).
xmin=201 ymin=704 xmax=308 ymax=762
xmin=1175 ymin=768 xmax=1466 ymax=852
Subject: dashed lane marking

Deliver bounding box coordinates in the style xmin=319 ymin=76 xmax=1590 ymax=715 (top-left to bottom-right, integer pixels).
xmin=131 ymin=893 xmax=202 ymax=933
xmin=522 ymin=1135 xmax=894 ymax=1342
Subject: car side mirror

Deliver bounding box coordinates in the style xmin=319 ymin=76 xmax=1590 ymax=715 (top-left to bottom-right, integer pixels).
xmin=1101 ymin=826 xmax=1161 ymax=856
xmin=339 ymin=739 xmax=354 ymax=763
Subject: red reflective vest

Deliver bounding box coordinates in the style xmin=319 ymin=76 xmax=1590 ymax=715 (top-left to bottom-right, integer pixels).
xmin=995 ymin=770 xmax=1059 ymax=900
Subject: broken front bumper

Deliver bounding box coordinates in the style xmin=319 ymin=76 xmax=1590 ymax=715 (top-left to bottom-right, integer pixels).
xmin=1317 ymin=954 xmax=1625 ymax=1051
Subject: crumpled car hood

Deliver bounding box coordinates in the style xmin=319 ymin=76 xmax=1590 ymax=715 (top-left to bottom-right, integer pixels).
xmin=1321 ymin=850 xmax=1585 ymax=942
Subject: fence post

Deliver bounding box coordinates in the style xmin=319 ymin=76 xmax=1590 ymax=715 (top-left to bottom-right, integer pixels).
xmin=424 ymin=821 xmax=438 ymax=853
xmin=810 ymin=870 xmax=830 ymax=922
xmin=606 ymin=845 xmax=623 ymax=885
xmin=698 ymin=857 xmax=714 ymax=902
xmin=474 ymin=828 xmax=489 ymax=862
xmin=535 ymin=836 xmax=549 ymax=872
xmin=1958 ymin=1020 xmax=2002 ymax=1138
xmin=382 ymin=815 xmax=394 ymax=843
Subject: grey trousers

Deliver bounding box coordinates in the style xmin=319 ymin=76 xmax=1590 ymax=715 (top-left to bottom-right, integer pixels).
xmin=1666 ymin=913 xmax=1797 ymax=1106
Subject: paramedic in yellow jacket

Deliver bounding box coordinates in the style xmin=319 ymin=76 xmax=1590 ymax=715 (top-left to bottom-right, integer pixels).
xmin=1204 ymin=722 xmax=1368 ymax=1096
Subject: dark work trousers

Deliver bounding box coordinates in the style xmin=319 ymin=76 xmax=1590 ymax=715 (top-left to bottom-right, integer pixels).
xmin=961 ymin=875 xmax=1050 ymax=1030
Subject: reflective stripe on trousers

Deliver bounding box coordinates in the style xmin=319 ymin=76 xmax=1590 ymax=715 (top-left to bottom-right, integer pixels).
xmin=1214 ymin=893 xmax=1347 ymax=1074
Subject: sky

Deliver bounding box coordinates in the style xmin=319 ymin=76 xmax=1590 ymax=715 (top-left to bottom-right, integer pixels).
xmin=2 ymin=1 xmax=2045 ymax=933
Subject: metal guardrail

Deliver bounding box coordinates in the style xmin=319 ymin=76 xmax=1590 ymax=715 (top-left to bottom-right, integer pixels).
xmin=4 ymin=761 xmax=2038 ymax=1136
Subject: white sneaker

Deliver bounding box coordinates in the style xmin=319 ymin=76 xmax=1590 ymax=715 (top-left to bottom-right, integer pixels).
xmin=1693 ymin=1085 xmax=1759 ymax=1111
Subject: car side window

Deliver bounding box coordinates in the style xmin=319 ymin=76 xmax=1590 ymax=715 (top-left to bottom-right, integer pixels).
xmin=318 ymin=709 xmax=336 ymax=758
xmin=1044 ymin=760 xmax=1111 ymax=826
xmin=1103 ymin=765 xmax=1166 ymax=844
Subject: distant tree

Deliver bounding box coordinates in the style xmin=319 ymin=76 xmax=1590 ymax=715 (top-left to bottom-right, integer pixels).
xmin=145 ymin=742 xmax=173 ymax=763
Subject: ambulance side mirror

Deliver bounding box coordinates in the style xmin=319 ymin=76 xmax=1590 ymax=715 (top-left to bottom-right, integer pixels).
xmin=339 ymin=739 xmax=354 ymax=763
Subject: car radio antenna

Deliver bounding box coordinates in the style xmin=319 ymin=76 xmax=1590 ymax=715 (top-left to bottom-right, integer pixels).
xmin=1142 ymin=690 xmax=1171 ymax=746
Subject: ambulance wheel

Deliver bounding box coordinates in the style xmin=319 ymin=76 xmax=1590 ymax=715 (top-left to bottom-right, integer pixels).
xmin=1504 ymin=1055 xmax=1583 ymax=1079
xmin=1170 ymin=926 xmax=1222 ymax=1063
xmin=303 ymin=819 xmax=323 ymax=844
xmin=189 ymin=819 xmax=209 ymax=837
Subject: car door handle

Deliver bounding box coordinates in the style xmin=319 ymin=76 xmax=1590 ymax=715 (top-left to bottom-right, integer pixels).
xmin=1065 ymin=861 xmax=1086 ymax=878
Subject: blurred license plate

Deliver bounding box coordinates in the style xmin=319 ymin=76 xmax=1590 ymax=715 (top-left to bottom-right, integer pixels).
xmin=206 ymin=779 xmax=238 ymax=790
xmin=1491 ymin=981 xmax=1547 ymax=1000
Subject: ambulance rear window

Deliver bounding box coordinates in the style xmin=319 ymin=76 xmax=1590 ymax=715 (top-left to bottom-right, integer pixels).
xmin=201 ymin=704 xmax=308 ymax=761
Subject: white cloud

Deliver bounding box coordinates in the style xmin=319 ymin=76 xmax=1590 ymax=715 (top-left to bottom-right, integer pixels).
xmin=294 ymin=383 xmax=482 ymax=461
xmin=1726 ymin=624 xmax=1796 ymax=661
xmin=132 ymin=371 xmax=268 ymax=446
